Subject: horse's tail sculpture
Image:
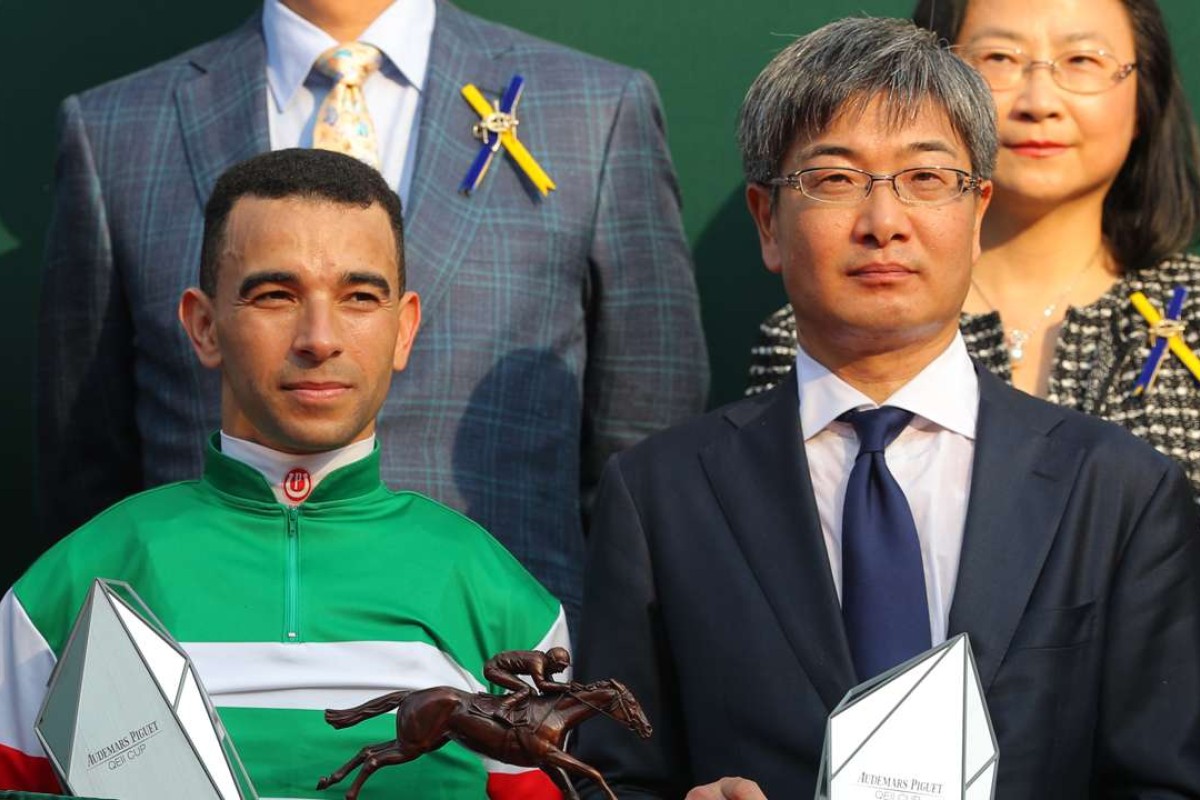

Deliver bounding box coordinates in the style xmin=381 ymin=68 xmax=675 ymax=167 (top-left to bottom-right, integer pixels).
xmin=325 ymin=689 xmax=414 ymax=729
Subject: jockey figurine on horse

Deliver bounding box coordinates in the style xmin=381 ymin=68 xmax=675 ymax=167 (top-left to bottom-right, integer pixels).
xmin=484 ymin=647 xmax=573 ymax=726
xmin=318 ymin=648 xmax=651 ymax=800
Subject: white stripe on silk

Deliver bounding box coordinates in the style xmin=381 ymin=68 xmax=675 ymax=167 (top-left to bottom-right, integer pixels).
xmin=183 ymin=638 xmax=486 ymax=710
xmin=0 ymin=590 xmax=58 ymax=753
xmin=188 ymin=628 xmax=567 ymax=779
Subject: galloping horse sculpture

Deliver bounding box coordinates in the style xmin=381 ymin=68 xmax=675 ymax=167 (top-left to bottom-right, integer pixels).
xmin=316 ymin=678 xmax=652 ymax=800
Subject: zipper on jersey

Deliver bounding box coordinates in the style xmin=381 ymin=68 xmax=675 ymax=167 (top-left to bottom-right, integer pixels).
xmin=285 ymin=507 xmax=301 ymax=643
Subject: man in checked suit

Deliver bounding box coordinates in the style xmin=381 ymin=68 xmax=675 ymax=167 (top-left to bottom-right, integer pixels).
xmin=38 ymin=0 xmax=708 ymax=627
xmin=573 ymin=17 xmax=1200 ymax=799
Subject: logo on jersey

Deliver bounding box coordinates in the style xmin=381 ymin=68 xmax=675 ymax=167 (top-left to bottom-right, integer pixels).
xmin=284 ymin=468 xmax=313 ymax=503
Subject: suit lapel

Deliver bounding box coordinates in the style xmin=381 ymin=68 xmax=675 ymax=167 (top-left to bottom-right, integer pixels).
xmin=175 ymin=16 xmax=271 ymax=208
xmin=173 ymin=4 xmax=525 ymax=321
xmin=698 ymin=364 xmax=1083 ymax=706
xmin=948 ymin=368 xmax=1084 ymax=690
xmin=699 ymin=375 xmax=857 ymax=711
xmin=403 ymin=2 xmax=515 ymax=320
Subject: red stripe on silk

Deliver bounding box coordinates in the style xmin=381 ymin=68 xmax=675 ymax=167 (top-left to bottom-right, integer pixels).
xmin=487 ymin=768 xmax=563 ymax=800
xmin=0 ymin=742 xmax=61 ymax=792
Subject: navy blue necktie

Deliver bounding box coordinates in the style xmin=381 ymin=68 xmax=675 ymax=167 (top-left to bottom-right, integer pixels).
xmin=840 ymin=406 xmax=931 ymax=681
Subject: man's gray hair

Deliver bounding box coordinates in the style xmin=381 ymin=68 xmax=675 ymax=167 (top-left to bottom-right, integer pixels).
xmin=737 ymin=17 xmax=998 ymax=185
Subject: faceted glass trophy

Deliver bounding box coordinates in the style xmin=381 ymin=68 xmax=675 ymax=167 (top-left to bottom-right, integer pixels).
xmin=35 ymin=579 xmax=258 ymax=799
xmin=816 ymin=633 xmax=997 ymax=800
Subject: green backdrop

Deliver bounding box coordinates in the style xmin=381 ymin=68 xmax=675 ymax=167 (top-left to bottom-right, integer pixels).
xmin=2 ymin=0 xmax=1198 ymax=588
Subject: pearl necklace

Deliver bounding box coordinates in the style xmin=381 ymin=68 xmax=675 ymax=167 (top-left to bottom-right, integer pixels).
xmin=969 ymin=245 xmax=1104 ymax=366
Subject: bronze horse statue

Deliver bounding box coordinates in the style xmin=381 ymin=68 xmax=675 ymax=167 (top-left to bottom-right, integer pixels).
xmin=316 ymin=678 xmax=652 ymax=800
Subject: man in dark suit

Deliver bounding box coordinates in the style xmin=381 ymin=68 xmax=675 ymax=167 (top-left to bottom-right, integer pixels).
xmin=38 ymin=0 xmax=708 ymax=627
xmin=573 ymin=17 xmax=1200 ymax=800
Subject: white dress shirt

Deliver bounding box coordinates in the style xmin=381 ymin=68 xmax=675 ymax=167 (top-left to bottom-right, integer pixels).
xmin=796 ymin=334 xmax=979 ymax=645
xmin=262 ymin=0 xmax=435 ymax=203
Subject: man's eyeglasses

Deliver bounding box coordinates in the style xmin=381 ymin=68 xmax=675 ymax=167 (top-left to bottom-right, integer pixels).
xmin=958 ymin=47 xmax=1137 ymax=94
xmin=768 ymin=166 xmax=984 ymax=207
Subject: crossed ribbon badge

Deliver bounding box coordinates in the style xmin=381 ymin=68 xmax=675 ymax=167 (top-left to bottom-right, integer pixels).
xmin=459 ymin=75 xmax=556 ymax=197
xmin=1131 ymin=286 xmax=1200 ymax=395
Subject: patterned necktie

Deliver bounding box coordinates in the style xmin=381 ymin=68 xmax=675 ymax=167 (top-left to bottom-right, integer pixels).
xmin=840 ymin=406 xmax=931 ymax=681
xmin=313 ymin=42 xmax=383 ymax=170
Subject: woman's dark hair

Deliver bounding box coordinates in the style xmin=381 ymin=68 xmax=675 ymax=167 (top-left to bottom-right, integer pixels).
xmin=912 ymin=0 xmax=1200 ymax=272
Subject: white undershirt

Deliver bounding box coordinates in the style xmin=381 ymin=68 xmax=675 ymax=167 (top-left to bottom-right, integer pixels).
xmin=262 ymin=0 xmax=434 ymax=203
xmin=219 ymin=432 xmax=376 ymax=506
xmin=796 ymin=334 xmax=978 ymax=645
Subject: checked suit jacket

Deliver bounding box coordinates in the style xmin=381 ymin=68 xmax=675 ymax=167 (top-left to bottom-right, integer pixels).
xmin=573 ymin=367 xmax=1200 ymax=799
xmin=38 ymin=1 xmax=709 ymax=624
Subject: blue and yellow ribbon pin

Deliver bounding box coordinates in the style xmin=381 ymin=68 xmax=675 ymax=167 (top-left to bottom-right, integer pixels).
xmin=1131 ymin=286 xmax=1200 ymax=395
xmin=459 ymin=75 xmax=556 ymax=196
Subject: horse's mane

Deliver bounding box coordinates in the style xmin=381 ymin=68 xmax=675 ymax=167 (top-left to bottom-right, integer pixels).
xmin=576 ymin=677 xmax=629 ymax=695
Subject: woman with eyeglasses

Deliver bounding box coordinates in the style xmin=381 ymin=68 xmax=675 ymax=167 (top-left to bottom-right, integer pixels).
xmin=747 ymin=0 xmax=1200 ymax=495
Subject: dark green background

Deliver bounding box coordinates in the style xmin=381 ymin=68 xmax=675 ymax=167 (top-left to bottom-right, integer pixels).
xmin=2 ymin=1 xmax=1198 ymax=588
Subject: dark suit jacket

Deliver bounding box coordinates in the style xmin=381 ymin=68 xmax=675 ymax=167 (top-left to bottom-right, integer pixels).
xmin=574 ymin=367 xmax=1200 ymax=799
xmin=37 ymin=1 xmax=709 ymax=623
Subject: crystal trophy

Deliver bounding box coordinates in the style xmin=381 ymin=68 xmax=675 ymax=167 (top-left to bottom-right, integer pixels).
xmin=35 ymin=578 xmax=257 ymax=799
xmin=816 ymin=633 xmax=998 ymax=800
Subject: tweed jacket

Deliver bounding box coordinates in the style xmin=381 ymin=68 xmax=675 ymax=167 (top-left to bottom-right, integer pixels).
xmin=38 ymin=1 xmax=709 ymax=625
xmin=747 ymin=253 xmax=1200 ymax=499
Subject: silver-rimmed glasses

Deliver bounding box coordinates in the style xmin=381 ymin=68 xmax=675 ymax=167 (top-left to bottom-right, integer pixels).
xmin=958 ymin=47 xmax=1137 ymax=94
xmin=768 ymin=166 xmax=984 ymax=207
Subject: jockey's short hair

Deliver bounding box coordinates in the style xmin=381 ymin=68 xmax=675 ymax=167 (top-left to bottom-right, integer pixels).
xmin=199 ymin=148 xmax=404 ymax=297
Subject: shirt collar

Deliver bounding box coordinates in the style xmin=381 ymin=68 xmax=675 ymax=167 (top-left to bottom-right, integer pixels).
xmin=206 ymin=432 xmax=383 ymax=505
xmin=262 ymin=0 xmax=435 ymax=112
xmin=794 ymin=333 xmax=979 ymax=441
